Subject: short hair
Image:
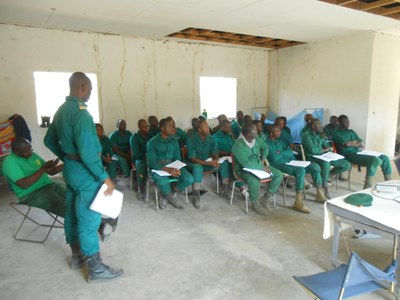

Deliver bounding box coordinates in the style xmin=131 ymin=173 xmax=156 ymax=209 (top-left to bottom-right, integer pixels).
xmin=275 ymin=117 xmax=284 ymax=124
xmin=310 ymin=118 xmax=320 ymax=126
xmin=69 ymin=72 xmax=90 ymax=90
xmin=269 ymin=124 xmax=280 ymax=133
xmin=198 ymin=115 xmax=206 ymax=121
xmin=137 ymin=119 xmax=146 ymax=127
xmin=220 ymin=119 xmax=230 ymax=128
xmin=116 ymin=119 xmax=125 ymax=127
xmin=252 ymin=120 xmax=261 ymax=126
xmin=11 ymin=137 xmax=30 ymax=152
xmin=95 ymin=123 xmax=104 ymax=131
xmin=191 ymin=118 xmax=200 ymax=128
xmin=338 ymin=115 xmax=348 ymax=123
xmin=241 ymin=123 xmax=255 ymax=136
xmin=159 ymin=118 xmax=170 ymax=129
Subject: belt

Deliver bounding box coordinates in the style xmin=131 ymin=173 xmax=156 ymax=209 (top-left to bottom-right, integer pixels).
xmin=67 ymin=154 xmax=82 ymax=161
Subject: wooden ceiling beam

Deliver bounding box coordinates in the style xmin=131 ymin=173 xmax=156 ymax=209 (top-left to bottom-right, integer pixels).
xmin=360 ymin=0 xmax=397 ymax=11
xmin=381 ymin=6 xmax=400 ymax=15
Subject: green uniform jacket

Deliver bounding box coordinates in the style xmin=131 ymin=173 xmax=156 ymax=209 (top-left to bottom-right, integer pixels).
xmin=332 ymin=128 xmax=362 ymax=156
xmin=109 ymin=129 xmax=133 ymax=153
xmin=323 ymin=124 xmax=338 ymax=140
xmin=280 ymin=127 xmax=293 ymax=146
xmin=212 ymin=131 xmax=234 ymax=154
xmin=172 ymin=127 xmax=187 ymax=146
xmin=148 ymin=127 xmax=160 ymax=139
xmin=99 ymin=135 xmax=113 ymax=158
xmin=231 ymin=138 xmax=268 ymax=176
xmin=44 ymin=96 xmax=108 ymax=182
xmin=187 ymin=133 xmax=218 ymax=160
xmin=147 ymin=133 xmax=181 ymax=170
xmin=130 ymin=131 xmax=150 ymax=161
xmin=231 ymin=120 xmax=241 ymax=139
xmin=302 ymin=130 xmax=330 ymax=160
xmin=266 ymin=136 xmax=295 ymax=166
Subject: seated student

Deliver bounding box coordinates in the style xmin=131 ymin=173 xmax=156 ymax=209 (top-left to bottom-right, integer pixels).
xmin=147 ymin=118 xmax=194 ymax=209
xmin=323 ymin=115 xmax=339 ymax=140
xmin=266 ymin=125 xmax=327 ymax=213
xmin=96 ymin=123 xmax=117 ymax=183
xmin=302 ymin=118 xmax=351 ymax=198
xmin=130 ymin=119 xmax=150 ymax=200
xmin=275 ymin=117 xmax=294 ymax=148
xmin=187 ymin=120 xmax=231 ymax=207
xmin=332 ymin=115 xmax=392 ymax=189
xmin=187 ymin=118 xmax=200 ymax=139
xmin=166 ymin=116 xmax=187 ymax=147
xmin=252 ymin=120 xmax=267 ymax=143
xmin=212 ymin=114 xmax=229 ymax=134
xmin=243 ymin=114 xmax=253 ymax=126
xmin=236 ymin=110 xmax=244 ymax=127
xmin=231 ymin=123 xmax=283 ymax=216
xmin=147 ymin=115 xmax=160 ymax=139
xmin=109 ymin=119 xmax=132 ymax=178
xmin=301 ymin=113 xmax=314 ymax=137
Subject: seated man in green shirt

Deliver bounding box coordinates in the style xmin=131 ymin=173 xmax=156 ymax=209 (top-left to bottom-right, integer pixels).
xmin=231 ymin=123 xmax=283 ymax=216
xmin=109 ymin=119 xmax=132 ymax=178
xmin=148 ymin=115 xmax=160 ymax=139
xmin=300 ymin=113 xmax=313 ymax=137
xmin=332 ymin=115 xmax=392 ymax=189
xmin=275 ymin=117 xmax=294 ymax=148
xmin=323 ymin=115 xmax=338 ymax=140
xmin=302 ymin=118 xmax=351 ymax=198
xmin=187 ymin=118 xmax=200 ymax=140
xmin=167 ymin=116 xmax=187 ymax=147
xmin=96 ymin=123 xmax=117 ymax=182
xmin=187 ymin=120 xmax=231 ymax=208
xmin=266 ymin=125 xmax=326 ymax=213
xmin=147 ymin=118 xmax=194 ymax=209
xmin=130 ymin=119 xmax=150 ymax=200
xmin=252 ymin=120 xmax=267 ymax=143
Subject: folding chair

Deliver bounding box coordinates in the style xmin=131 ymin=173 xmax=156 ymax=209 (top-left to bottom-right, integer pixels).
xmin=9 ymin=189 xmax=64 ymax=243
xmin=293 ymin=251 xmax=398 ymax=300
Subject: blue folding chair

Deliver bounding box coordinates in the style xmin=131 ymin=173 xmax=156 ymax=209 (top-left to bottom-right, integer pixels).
xmin=293 ymin=252 xmax=398 ymax=300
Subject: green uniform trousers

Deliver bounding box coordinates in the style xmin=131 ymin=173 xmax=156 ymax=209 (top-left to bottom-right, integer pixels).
xmin=135 ymin=159 xmax=148 ymax=189
xmin=188 ymin=161 xmax=230 ymax=186
xmin=274 ymin=162 xmax=322 ymax=191
xmin=113 ymin=154 xmax=130 ymax=177
xmin=104 ymin=160 xmax=117 ymax=181
xmin=242 ymin=166 xmax=283 ymax=202
xmin=151 ymin=168 xmax=194 ymax=197
xmin=310 ymin=157 xmax=351 ymax=186
xmin=345 ymin=153 xmax=391 ymax=177
xmin=63 ymin=158 xmax=102 ymax=256
xmin=19 ymin=182 xmax=66 ymax=217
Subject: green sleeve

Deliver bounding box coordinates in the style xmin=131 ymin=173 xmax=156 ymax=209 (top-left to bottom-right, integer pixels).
xmin=130 ymin=134 xmax=140 ymax=161
xmin=302 ymin=133 xmax=321 ymax=156
xmin=44 ymin=123 xmax=66 ymax=161
xmin=146 ymin=139 xmax=161 ymax=170
xmin=187 ymin=137 xmax=197 ymax=159
xmin=210 ymin=137 xmax=218 ymax=156
xmin=232 ymin=141 xmax=260 ymax=169
xmin=109 ymin=131 xmax=118 ymax=148
xmin=177 ymin=128 xmax=187 ymax=145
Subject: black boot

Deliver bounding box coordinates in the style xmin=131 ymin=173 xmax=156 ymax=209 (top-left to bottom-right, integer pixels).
xmin=70 ymin=243 xmax=85 ymax=270
xmin=86 ymin=253 xmax=123 ymax=283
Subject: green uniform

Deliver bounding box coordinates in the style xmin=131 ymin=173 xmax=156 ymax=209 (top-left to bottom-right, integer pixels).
xmin=231 ymin=138 xmax=283 ymax=202
xmin=323 ymin=124 xmax=337 ymax=140
xmin=280 ymin=127 xmax=293 ymax=146
xmin=147 ymin=133 xmax=194 ymax=196
xmin=259 ymin=132 xmax=268 ymax=144
xmin=187 ymin=129 xmax=197 ymax=140
xmin=187 ymin=133 xmax=230 ymax=187
xmin=2 ymin=152 xmax=66 ymax=216
xmin=148 ymin=126 xmax=160 ymax=139
xmin=332 ymin=128 xmax=391 ymax=177
xmin=300 ymin=126 xmax=311 ymax=138
xmin=99 ymin=135 xmax=117 ymax=180
xmin=172 ymin=127 xmax=187 ymax=147
xmin=302 ymin=130 xmax=351 ymax=186
xmin=266 ymin=136 xmax=322 ymax=191
xmin=231 ymin=120 xmax=241 ymax=139
xmin=130 ymin=131 xmax=150 ymax=189
xmin=44 ymin=95 xmax=108 ymax=256
xmin=109 ymin=129 xmax=132 ymax=177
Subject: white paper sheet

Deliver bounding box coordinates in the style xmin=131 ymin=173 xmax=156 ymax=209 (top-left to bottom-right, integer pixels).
xmin=205 ymin=156 xmax=232 ymax=164
xmin=90 ymin=184 xmax=123 ymax=219
xmin=313 ymin=152 xmax=344 ymax=162
xmin=285 ymin=160 xmax=310 ymax=168
xmin=357 ymin=150 xmax=383 ymax=157
xmin=151 ymin=170 xmax=171 ymax=176
xmin=166 ymin=160 xmax=186 ymax=169
xmin=243 ymin=168 xmax=271 ymax=179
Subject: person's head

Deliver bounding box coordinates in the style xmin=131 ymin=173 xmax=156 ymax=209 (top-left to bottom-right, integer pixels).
xmin=116 ymin=119 xmax=126 ymax=132
xmin=260 ymin=114 xmax=266 ymax=123
xmin=165 ymin=116 xmax=177 ymax=134
xmin=191 ymin=118 xmax=200 ymax=131
xmin=310 ymin=118 xmax=322 ymax=132
xmin=268 ymin=125 xmax=281 ymax=140
xmin=330 ymin=116 xmax=339 ymax=126
xmin=69 ymin=72 xmax=92 ymax=102
xmin=237 ymin=111 xmax=244 ymax=121
xmin=198 ymin=115 xmax=206 ymax=122
xmin=217 ymin=114 xmax=227 ymax=125
xmin=95 ymin=123 xmax=104 ymax=138
xmin=338 ymin=115 xmax=349 ymax=129
xmin=274 ymin=117 xmax=285 ymax=130
xmin=138 ymin=119 xmax=149 ymax=135
xmin=148 ymin=115 xmax=158 ymax=128
xmin=304 ymin=114 xmax=313 ymax=124
xmin=242 ymin=123 xmax=258 ymax=142
xmin=220 ymin=119 xmax=231 ymax=135
xmin=11 ymin=137 xmax=33 ymax=158
xmin=252 ymin=120 xmax=262 ymax=135
xmin=198 ymin=120 xmax=210 ymax=136
xmin=279 ymin=116 xmax=287 ymax=127
xmin=159 ymin=118 xmax=174 ymax=137
xmin=243 ymin=115 xmax=252 ymax=125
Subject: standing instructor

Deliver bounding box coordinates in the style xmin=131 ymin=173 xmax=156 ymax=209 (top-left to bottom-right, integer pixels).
xmin=44 ymin=72 xmax=123 ymax=282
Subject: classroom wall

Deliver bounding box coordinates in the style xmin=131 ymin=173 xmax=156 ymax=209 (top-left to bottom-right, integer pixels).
xmin=0 ymin=24 xmax=269 ymax=159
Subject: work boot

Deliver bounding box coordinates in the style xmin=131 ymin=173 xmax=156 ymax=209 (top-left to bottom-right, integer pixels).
xmin=137 ymin=187 xmax=146 ymax=200
xmin=315 ymin=187 xmax=328 ymax=203
xmin=86 ymin=252 xmax=123 ymax=283
xmin=221 ymin=184 xmax=230 ymax=200
xmin=304 ymin=180 xmax=312 ymax=190
xmin=193 ymin=190 xmax=202 ymax=209
xmin=261 ymin=191 xmax=273 ymax=211
xmin=70 ymin=243 xmax=85 ymax=270
xmin=293 ymin=192 xmax=310 ymax=214
xmin=323 ymin=186 xmax=331 ymax=200
xmin=252 ymin=200 xmax=269 ymax=216
xmin=363 ymin=176 xmax=373 ymax=189
xmin=167 ymin=193 xmax=184 ymax=209
xmin=98 ymin=223 xmax=113 ymax=242
xmin=384 ymin=174 xmax=392 ymax=181
xmin=159 ymin=198 xmax=168 ymax=210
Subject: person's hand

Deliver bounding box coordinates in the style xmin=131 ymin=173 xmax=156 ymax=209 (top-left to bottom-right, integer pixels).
xmin=43 ymin=159 xmax=59 ymax=171
xmin=103 ymin=178 xmax=115 ymax=196
xmin=264 ymin=166 xmax=271 ymax=174
xmin=163 ymin=167 xmax=181 ymax=177
xmin=104 ymin=154 xmax=112 ymax=164
xmin=322 ymin=147 xmax=332 ymax=153
xmin=208 ymin=160 xmax=219 ymax=168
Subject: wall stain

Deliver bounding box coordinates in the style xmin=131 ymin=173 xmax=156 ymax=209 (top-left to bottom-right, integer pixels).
xmin=93 ymin=34 xmax=104 ymax=123
xmin=152 ymin=40 xmax=159 ymax=116
xmin=118 ymin=36 xmax=127 ymax=120
xmin=192 ymin=44 xmax=200 ymax=116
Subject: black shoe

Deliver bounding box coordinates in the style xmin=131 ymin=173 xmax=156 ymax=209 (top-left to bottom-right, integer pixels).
xmin=70 ymin=244 xmax=85 ymax=270
xmin=87 ymin=253 xmax=123 ymax=283
xmin=324 ymin=187 xmax=331 ymax=200
xmin=252 ymin=200 xmax=269 ymax=216
xmin=98 ymin=223 xmax=113 ymax=242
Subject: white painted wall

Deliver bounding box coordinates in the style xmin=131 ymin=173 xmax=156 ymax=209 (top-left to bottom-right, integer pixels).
xmin=0 ymin=24 xmax=269 ymax=159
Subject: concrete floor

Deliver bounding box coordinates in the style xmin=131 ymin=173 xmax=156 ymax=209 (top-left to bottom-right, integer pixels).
xmin=0 ymin=166 xmax=399 ymax=300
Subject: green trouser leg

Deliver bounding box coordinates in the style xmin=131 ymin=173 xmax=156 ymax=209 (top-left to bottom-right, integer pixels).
xmin=305 ymin=162 xmax=322 ymax=187
xmin=63 ymin=158 xmax=102 ymax=256
xmin=345 ymin=153 xmax=391 ymax=177
xmin=19 ymin=182 xmax=66 ymax=217
xmin=242 ymin=172 xmax=261 ymax=202
xmin=275 ymin=164 xmax=305 ymax=191
xmin=135 ymin=160 xmax=147 ymax=189
xmin=114 ymin=154 xmax=130 ymax=177
xmin=151 ymin=169 xmax=194 ymax=196
xmin=330 ymin=158 xmax=351 ymax=175
xmin=188 ymin=163 xmax=205 ymax=184
xmin=379 ymin=154 xmax=392 ymax=176
xmin=175 ymin=168 xmax=194 ymax=191
xmin=267 ymin=166 xmax=283 ymax=194
xmin=229 ymin=165 xmax=244 ymax=188
xmin=311 ymin=157 xmax=331 ymax=187
xmin=106 ymin=160 xmax=117 ymax=181
xmin=219 ymin=161 xmax=230 ymax=184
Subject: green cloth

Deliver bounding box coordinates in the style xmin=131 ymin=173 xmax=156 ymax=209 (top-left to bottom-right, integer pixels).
xmin=147 ymin=133 xmax=181 ymax=171
xmin=266 ymin=136 xmax=295 ymax=166
xmin=2 ymin=152 xmax=53 ymax=198
xmin=109 ymin=129 xmax=133 ymax=153
xmin=172 ymin=127 xmax=187 ymax=146
xmin=98 ymin=135 xmax=116 ymax=180
xmin=231 ymin=120 xmax=241 ymax=139
xmin=130 ymin=131 xmax=150 ymax=162
xmin=280 ymin=127 xmax=293 ymax=145
xmin=187 ymin=133 xmax=218 ymax=161
xmin=187 ymin=129 xmax=197 ymax=140
xmin=344 ymin=193 xmax=373 ymax=207
xmin=300 ymin=126 xmax=311 ymax=138
xmin=332 ymin=127 xmax=362 ymax=156
xmin=301 ymin=131 xmax=330 ymax=160
xmin=148 ymin=126 xmax=160 ymax=139
xmin=212 ymin=130 xmax=234 ymax=154
xmin=323 ymin=124 xmax=338 ymax=140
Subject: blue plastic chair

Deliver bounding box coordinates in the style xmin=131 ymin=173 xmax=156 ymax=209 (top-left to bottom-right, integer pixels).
xmin=293 ymin=252 xmax=398 ymax=300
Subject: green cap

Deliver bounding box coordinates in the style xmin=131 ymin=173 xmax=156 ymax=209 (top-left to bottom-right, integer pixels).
xmin=344 ymin=193 xmax=373 ymax=207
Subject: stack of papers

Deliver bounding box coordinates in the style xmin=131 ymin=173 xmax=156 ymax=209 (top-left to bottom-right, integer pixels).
xmin=243 ymin=168 xmax=272 ymax=179
xmin=357 ymin=150 xmax=383 ymax=157
xmin=90 ymin=184 xmax=123 ymax=219
xmin=285 ymin=160 xmax=310 ymax=168
xmin=313 ymin=152 xmax=344 ymax=162
xmin=205 ymin=156 xmax=232 ymax=164
xmin=151 ymin=160 xmax=186 ymax=176
xmin=151 ymin=170 xmax=171 ymax=176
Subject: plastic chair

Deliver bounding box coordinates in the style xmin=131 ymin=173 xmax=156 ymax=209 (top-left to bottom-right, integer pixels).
xmin=293 ymin=251 xmax=398 ymax=300
xmin=9 ymin=189 xmax=64 ymax=243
